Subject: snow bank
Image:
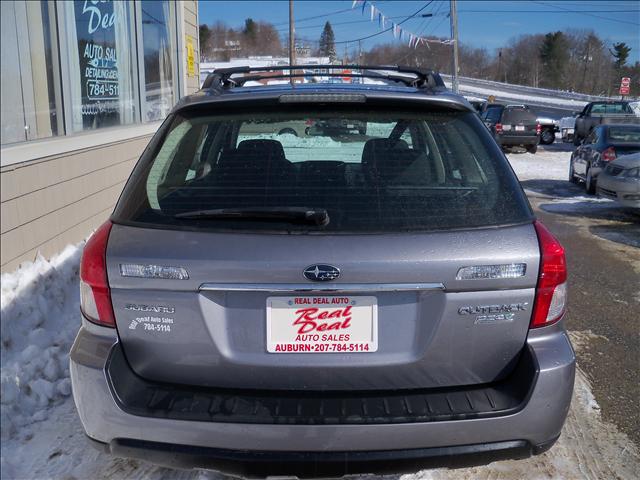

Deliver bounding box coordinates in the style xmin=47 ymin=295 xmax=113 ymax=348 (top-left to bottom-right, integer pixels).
xmin=454 ymin=83 xmax=588 ymax=109
xmin=1 ymin=243 xmax=83 ymax=440
xmin=506 ymin=150 xmax=571 ymax=181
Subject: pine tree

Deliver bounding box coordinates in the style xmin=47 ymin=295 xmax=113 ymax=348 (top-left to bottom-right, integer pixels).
xmin=611 ymin=42 xmax=631 ymax=70
xmin=539 ymin=31 xmax=569 ymax=89
xmin=319 ymin=21 xmax=337 ymax=62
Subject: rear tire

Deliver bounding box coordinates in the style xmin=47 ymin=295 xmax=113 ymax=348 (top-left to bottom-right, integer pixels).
xmin=540 ymin=128 xmax=555 ymax=145
xmin=568 ymin=160 xmax=578 ymax=183
xmin=585 ymin=167 xmax=596 ymax=194
xmin=527 ymin=143 xmax=538 ymax=154
xmin=278 ymin=128 xmax=297 ymax=136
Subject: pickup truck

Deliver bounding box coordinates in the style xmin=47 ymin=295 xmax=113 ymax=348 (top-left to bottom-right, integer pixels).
xmin=573 ymin=101 xmax=639 ymax=145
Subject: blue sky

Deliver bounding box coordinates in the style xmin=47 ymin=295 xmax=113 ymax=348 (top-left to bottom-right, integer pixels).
xmin=199 ymin=0 xmax=640 ymax=62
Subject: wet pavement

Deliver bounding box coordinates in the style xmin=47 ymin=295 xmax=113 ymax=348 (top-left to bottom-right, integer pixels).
xmin=528 ymin=182 xmax=640 ymax=446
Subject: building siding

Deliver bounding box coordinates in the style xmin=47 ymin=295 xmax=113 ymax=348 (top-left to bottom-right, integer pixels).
xmin=0 ymin=135 xmax=150 ymax=272
xmin=183 ymin=0 xmax=200 ymax=94
xmin=0 ymin=1 xmax=200 ymax=273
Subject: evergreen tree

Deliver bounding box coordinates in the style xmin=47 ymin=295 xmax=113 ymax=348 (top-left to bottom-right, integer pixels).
xmin=319 ymin=21 xmax=337 ymax=62
xmin=539 ymin=31 xmax=569 ymax=89
xmin=199 ymin=24 xmax=211 ymax=60
xmin=611 ymin=42 xmax=631 ymax=70
xmin=243 ymin=18 xmax=257 ymax=39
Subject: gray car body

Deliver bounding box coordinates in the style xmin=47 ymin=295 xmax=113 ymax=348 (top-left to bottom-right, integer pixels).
xmin=597 ymin=152 xmax=640 ymax=208
xmin=70 ymin=80 xmax=575 ymax=474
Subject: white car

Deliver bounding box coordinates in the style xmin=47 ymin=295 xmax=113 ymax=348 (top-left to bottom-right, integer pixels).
xmin=559 ymin=116 xmax=576 ymax=143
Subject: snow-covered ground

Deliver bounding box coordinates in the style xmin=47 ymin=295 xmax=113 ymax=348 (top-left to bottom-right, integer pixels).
xmin=2 ymin=147 xmax=639 ymax=479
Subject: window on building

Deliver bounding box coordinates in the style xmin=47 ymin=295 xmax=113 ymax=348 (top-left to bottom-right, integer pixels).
xmin=139 ymin=1 xmax=177 ymax=122
xmin=1 ymin=1 xmax=62 ymax=145
xmin=1 ymin=0 xmax=183 ymax=147
xmin=57 ymin=0 xmax=138 ymax=133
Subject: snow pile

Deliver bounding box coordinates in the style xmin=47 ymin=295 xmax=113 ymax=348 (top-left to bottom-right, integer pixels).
xmin=506 ymin=150 xmax=570 ymax=181
xmin=1 ymin=243 xmax=83 ymax=440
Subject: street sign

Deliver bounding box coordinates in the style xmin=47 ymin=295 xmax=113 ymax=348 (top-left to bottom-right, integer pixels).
xmin=619 ymin=78 xmax=631 ymax=96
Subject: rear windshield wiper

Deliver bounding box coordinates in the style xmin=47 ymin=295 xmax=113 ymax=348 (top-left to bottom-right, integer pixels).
xmin=174 ymin=207 xmax=330 ymax=226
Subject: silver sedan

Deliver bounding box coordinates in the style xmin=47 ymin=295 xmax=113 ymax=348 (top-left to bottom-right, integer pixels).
xmin=597 ymin=152 xmax=640 ymax=208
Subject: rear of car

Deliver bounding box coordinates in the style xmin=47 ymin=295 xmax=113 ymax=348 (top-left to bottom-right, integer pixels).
xmin=70 ymin=81 xmax=575 ymax=477
xmin=571 ymin=124 xmax=640 ymax=193
xmin=574 ymin=101 xmax=640 ymax=145
xmin=597 ymin=152 xmax=640 ymax=208
xmin=482 ymin=105 xmax=540 ymax=153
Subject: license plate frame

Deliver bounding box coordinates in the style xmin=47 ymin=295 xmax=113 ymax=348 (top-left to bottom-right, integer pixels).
xmin=266 ymin=296 xmax=378 ymax=353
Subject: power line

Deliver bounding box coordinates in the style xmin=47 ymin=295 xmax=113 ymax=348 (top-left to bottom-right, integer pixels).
xmin=272 ymin=7 xmax=354 ymax=27
xmin=273 ymin=14 xmax=436 ymax=35
xmin=531 ymin=1 xmax=640 ymax=26
xmin=459 ymin=9 xmax=639 ymax=13
xmin=390 ymin=1 xmax=445 ymax=64
xmin=334 ymin=1 xmax=435 ymax=46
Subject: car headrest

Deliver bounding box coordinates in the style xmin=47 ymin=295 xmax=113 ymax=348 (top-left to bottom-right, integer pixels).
xmin=236 ymin=139 xmax=286 ymax=162
xmin=361 ymin=138 xmax=412 ymax=185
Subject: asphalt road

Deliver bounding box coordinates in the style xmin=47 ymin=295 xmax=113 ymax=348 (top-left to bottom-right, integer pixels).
xmin=525 ymin=178 xmax=640 ymax=446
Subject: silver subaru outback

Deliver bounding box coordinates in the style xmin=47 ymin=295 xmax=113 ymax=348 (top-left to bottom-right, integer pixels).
xmin=71 ymin=66 xmax=575 ymax=477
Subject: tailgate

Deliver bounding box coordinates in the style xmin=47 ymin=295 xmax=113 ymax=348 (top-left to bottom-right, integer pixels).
xmin=107 ymin=223 xmax=540 ymax=391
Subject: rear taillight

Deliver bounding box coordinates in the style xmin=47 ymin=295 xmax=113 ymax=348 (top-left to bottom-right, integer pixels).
xmin=602 ymin=147 xmax=616 ymax=162
xmin=536 ymin=123 xmax=542 ymax=135
xmin=495 ymin=123 xmax=503 ymax=134
xmin=531 ymin=221 xmax=567 ymax=328
xmin=80 ymin=221 xmax=115 ymax=327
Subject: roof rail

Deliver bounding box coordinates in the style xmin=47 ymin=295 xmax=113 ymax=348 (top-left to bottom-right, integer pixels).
xmin=201 ymin=64 xmax=445 ymax=91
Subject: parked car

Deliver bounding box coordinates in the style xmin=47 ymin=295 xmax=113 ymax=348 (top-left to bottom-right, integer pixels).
xmin=536 ymin=115 xmax=559 ymax=145
xmin=569 ymin=124 xmax=640 ymax=193
xmin=560 ymin=115 xmax=576 ymax=143
xmin=573 ymin=101 xmax=640 ymax=145
xmin=481 ymin=104 xmax=540 ymax=153
xmin=240 ymin=119 xmax=311 ymax=137
xmin=596 ymin=152 xmax=640 ymax=209
xmin=463 ymin=95 xmax=486 ymax=113
xmin=71 ymin=65 xmax=574 ymax=478
xmin=312 ymin=118 xmax=367 ymax=136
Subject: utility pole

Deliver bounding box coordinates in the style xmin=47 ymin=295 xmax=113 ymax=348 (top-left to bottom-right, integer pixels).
xmin=289 ymin=0 xmax=295 ymax=85
xmin=450 ymin=0 xmax=460 ymax=93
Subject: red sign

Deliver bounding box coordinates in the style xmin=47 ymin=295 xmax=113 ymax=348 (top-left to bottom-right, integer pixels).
xmin=620 ymin=77 xmax=631 ymax=87
xmin=620 ymin=86 xmax=630 ymax=95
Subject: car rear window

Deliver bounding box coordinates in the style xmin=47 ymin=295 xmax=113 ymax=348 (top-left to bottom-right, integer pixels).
xmin=113 ymin=106 xmax=532 ymax=233
xmin=591 ymin=103 xmax=632 ymax=114
xmin=607 ymin=126 xmax=640 ymax=143
xmin=502 ymin=107 xmax=536 ymax=124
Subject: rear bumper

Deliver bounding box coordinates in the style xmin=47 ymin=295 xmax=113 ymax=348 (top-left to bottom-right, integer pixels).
xmin=497 ymin=135 xmax=538 ymax=147
xmin=70 ymin=320 xmax=575 ymax=473
xmin=89 ymin=437 xmax=557 ymax=478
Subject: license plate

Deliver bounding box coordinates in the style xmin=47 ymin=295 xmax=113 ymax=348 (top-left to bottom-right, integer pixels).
xmin=515 ymin=125 xmax=525 ymax=131
xmin=567 ymin=128 xmax=574 ymax=134
xmin=266 ymin=296 xmax=378 ymax=353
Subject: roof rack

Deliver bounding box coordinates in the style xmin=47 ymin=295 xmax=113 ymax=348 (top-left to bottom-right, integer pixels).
xmin=201 ymin=64 xmax=445 ymax=91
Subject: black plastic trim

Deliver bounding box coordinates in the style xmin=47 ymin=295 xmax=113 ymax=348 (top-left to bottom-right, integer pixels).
xmin=104 ymin=438 xmax=534 ymax=477
xmin=106 ymin=344 xmax=538 ymax=425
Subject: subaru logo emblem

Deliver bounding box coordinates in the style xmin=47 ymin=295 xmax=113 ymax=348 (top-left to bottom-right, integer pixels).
xmin=303 ymin=264 xmax=340 ymax=282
